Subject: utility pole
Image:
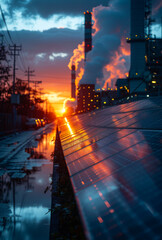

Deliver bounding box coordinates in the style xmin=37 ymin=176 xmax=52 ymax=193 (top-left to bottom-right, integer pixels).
xmin=25 ymin=67 xmax=35 ymax=100
xmin=9 ymin=44 xmax=22 ymax=94
xmin=9 ymin=44 xmax=21 ymax=131
xmin=33 ymin=81 xmax=42 ymax=96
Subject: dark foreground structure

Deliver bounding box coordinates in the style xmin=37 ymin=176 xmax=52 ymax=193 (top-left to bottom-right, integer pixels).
xmin=57 ymin=96 xmax=162 ymax=240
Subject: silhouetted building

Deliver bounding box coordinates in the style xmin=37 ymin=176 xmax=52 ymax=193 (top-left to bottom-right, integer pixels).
xmin=84 ymin=11 xmax=92 ymax=61
xmin=147 ymin=38 xmax=162 ymax=93
xmin=117 ymin=0 xmax=162 ymax=96
xmin=77 ymin=84 xmax=95 ymax=113
xmin=77 ymin=85 xmax=118 ymax=113
xmin=94 ymin=90 xmax=118 ymax=108
xmin=71 ymin=65 xmax=76 ymax=99
xmin=128 ymin=0 xmax=146 ymax=93
xmin=116 ymin=78 xmax=129 ymax=98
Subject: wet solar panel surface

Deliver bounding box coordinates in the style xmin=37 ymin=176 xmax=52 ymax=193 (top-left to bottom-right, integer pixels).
xmin=59 ymin=97 xmax=162 ymax=240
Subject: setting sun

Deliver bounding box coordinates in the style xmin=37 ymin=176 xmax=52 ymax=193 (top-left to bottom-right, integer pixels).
xmin=43 ymin=92 xmax=67 ymax=117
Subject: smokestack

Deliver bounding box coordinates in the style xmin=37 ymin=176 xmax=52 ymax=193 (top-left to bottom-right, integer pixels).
xmin=84 ymin=11 xmax=92 ymax=61
xmin=128 ymin=0 xmax=146 ymax=93
xmin=71 ymin=65 xmax=76 ymax=99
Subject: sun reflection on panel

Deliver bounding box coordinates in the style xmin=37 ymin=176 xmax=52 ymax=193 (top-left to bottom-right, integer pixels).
xmin=64 ymin=117 xmax=75 ymax=137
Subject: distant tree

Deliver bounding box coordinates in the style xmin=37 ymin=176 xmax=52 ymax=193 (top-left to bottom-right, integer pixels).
xmin=0 ymin=44 xmax=11 ymax=100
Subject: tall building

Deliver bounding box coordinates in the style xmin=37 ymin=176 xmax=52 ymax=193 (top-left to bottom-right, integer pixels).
xmin=71 ymin=65 xmax=76 ymax=99
xmin=117 ymin=0 xmax=162 ymax=96
xmin=77 ymin=85 xmax=118 ymax=113
xmin=84 ymin=11 xmax=92 ymax=61
xmin=128 ymin=0 xmax=147 ymax=93
xmin=77 ymin=84 xmax=95 ymax=113
xmin=147 ymin=39 xmax=162 ymax=93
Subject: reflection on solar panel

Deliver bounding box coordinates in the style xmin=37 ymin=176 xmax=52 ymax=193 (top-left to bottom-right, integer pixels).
xmin=58 ymin=97 xmax=162 ymax=240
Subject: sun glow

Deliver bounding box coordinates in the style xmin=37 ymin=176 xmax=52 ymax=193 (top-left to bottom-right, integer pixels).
xmin=62 ymin=108 xmax=66 ymax=114
xmin=44 ymin=92 xmax=66 ymax=117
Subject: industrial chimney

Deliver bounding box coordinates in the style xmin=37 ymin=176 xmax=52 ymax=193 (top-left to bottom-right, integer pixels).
xmin=71 ymin=65 xmax=76 ymax=99
xmin=84 ymin=11 xmax=92 ymax=61
xmin=128 ymin=0 xmax=146 ymax=93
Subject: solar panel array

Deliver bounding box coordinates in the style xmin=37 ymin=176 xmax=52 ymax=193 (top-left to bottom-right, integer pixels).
xmin=59 ymin=97 xmax=162 ymax=240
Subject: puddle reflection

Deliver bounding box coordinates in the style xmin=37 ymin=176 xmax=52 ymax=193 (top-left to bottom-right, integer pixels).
xmin=0 ymin=124 xmax=55 ymax=240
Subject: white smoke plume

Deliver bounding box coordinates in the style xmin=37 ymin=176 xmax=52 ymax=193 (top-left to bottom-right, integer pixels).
xmin=80 ymin=0 xmax=131 ymax=88
xmin=63 ymin=98 xmax=77 ymax=113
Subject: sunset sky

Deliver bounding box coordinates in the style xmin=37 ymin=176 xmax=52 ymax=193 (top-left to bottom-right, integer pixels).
xmin=0 ymin=0 xmax=161 ymax=116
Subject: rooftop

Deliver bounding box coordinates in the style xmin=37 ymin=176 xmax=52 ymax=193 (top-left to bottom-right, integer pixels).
xmin=58 ymin=96 xmax=162 ymax=240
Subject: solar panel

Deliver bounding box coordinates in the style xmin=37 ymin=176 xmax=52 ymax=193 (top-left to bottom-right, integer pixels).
xmin=59 ymin=97 xmax=162 ymax=240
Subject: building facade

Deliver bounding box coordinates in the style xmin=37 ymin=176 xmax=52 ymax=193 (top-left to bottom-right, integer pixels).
xmin=77 ymin=84 xmax=95 ymax=113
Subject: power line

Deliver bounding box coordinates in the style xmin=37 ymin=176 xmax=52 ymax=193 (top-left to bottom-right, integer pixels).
xmin=0 ymin=5 xmax=14 ymax=45
xmin=0 ymin=5 xmax=28 ymax=80
xmin=11 ymin=30 xmax=28 ymax=71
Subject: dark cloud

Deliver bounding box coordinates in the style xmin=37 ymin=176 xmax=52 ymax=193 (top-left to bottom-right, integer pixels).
xmin=6 ymin=27 xmax=84 ymax=92
xmin=8 ymin=0 xmax=109 ymax=18
xmin=11 ymin=27 xmax=83 ymax=55
xmin=4 ymin=0 xmax=161 ymax=94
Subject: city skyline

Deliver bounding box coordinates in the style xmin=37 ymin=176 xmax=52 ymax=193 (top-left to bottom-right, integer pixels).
xmin=0 ymin=0 xmax=161 ymax=115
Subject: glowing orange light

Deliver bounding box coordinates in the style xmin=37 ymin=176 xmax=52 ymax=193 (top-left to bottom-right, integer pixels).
xmin=109 ymin=209 xmax=114 ymax=213
xmin=97 ymin=216 xmax=104 ymax=223
xmin=98 ymin=191 xmax=104 ymax=198
xmin=62 ymin=108 xmax=66 ymax=114
xmin=104 ymin=201 xmax=111 ymax=208
xmin=104 ymin=37 xmax=130 ymax=89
